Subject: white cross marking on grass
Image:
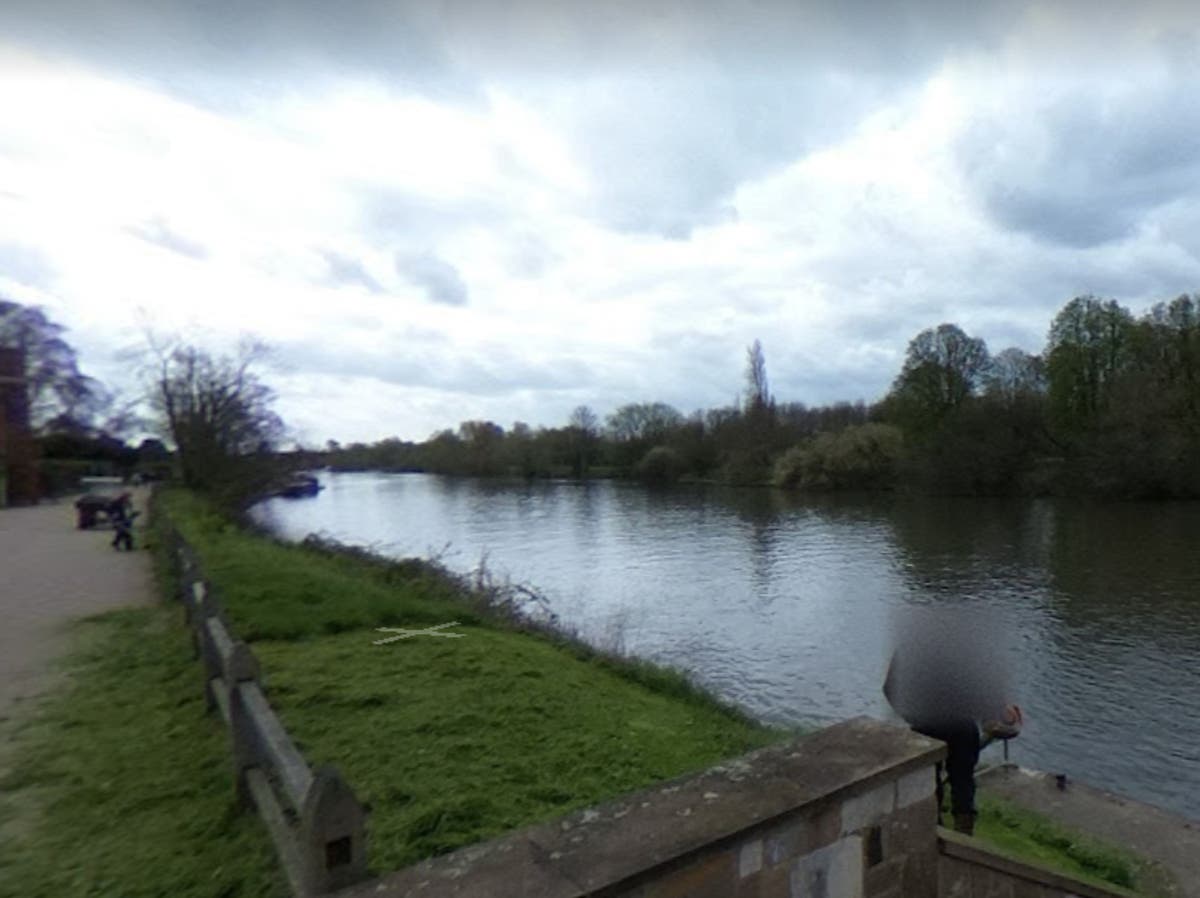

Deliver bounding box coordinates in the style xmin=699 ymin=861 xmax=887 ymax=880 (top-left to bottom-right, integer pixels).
xmin=373 ymin=621 xmax=464 ymax=645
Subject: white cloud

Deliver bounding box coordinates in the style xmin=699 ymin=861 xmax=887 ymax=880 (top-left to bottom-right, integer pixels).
xmin=4 ymin=6 xmax=1200 ymax=444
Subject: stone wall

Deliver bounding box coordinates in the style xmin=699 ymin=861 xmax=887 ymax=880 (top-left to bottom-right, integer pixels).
xmin=938 ymin=831 xmax=1133 ymax=898
xmin=336 ymin=716 xmax=946 ymax=898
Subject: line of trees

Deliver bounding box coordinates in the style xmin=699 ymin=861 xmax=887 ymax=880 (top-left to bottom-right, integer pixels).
xmin=324 ymin=294 xmax=1200 ymax=499
xmin=9 ymin=289 xmax=1196 ymax=504
xmin=2 ymin=298 xmax=290 ymax=508
xmin=1 ymin=299 xmax=158 ymax=499
xmin=880 ymin=294 xmax=1200 ymax=497
xmin=322 ymin=336 xmax=876 ymax=487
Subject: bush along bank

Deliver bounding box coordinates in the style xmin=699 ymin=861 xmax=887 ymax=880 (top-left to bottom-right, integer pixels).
xmin=156 ymin=489 xmax=783 ymax=874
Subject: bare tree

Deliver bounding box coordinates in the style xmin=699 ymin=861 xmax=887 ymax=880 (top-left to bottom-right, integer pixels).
xmin=605 ymin=402 xmax=683 ymax=443
xmin=744 ymin=339 xmax=771 ymax=411
xmin=569 ymin=404 xmax=598 ymax=435
xmin=0 ymin=298 xmax=105 ymax=430
xmin=567 ymin=404 xmax=599 ymax=478
xmin=145 ymin=335 xmax=285 ymax=506
xmin=984 ymin=348 xmax=1046 ymax=406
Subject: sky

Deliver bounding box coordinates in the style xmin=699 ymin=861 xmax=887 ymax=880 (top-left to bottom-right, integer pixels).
xmin=3 ymin=1 xmax=1200 ymax=445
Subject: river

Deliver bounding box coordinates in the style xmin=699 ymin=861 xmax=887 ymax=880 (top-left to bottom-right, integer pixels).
xmin=251 ymin=471 xmax=1200 ymax=819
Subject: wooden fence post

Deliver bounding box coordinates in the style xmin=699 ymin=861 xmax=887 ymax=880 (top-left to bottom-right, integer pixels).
xmin=196 ymin=587 xmax=222 ymax=713
xmin=187 ymin=580 xmax=204 ymax=659
xmin=301 ymin=766 xmax=370 ymax=893
xmin=228 ymin=682 xmax=260 ymax=810
xmin=169 ymin=522 xmax=371 ymax=896
xmin=163 ymin=526 xmax=182 ymax=595
xmin=207 ymin=619 xmax=260 ymax=726
xmin=176 ymin=542 xmax=198 ymax=608
xmin=226 ymin=641 xmax=260 ymax=690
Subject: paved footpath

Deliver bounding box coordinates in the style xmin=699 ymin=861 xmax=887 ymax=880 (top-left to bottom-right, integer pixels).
xmin=980 ymin=764 xmax=1200 ymax=898
xmin=0 ymin=492 xmax=154 ymax=730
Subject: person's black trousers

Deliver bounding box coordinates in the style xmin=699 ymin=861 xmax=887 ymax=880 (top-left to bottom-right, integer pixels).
xmin=916 ymin=719 xmax=981 ymax=819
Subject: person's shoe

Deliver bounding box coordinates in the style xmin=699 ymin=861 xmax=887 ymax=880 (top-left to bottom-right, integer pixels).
xmin=953 ymin=813 xmax=976 ymax=836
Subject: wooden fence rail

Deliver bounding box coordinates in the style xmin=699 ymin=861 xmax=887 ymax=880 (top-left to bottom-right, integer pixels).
xmin=164 ymin=524 xmax=369 ymax=897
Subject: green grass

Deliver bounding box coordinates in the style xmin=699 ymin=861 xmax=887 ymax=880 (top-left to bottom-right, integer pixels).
xmin=161 ymin=489 xmax=1169 ymax=884
xmin=16 ymin=487 xmax=1149 ymax=893
xmin=1 ymin=486 xmax=1171 ymax=896
xmin=254 ymin=629 xmax=778 ymax=870
xmin=158 ymin=489 xmax=781 ymax=870
xmin=975 ymin=793 xmax=1169 ymax=895
xmin=0 ymin=607 xmax=287 ymax=898
xmin=162 ymin=491 xmax=470 ymax=642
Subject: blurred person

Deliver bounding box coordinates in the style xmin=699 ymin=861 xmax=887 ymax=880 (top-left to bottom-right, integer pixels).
xmin=109 ymin=493 xmax=139 ymax=551
xmin=883 ymin=607 xmax=1022 ymax=835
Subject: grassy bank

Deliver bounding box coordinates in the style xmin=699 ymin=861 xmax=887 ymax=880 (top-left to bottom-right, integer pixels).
xmin=164 ymin=489 xmax=1173 ymax=886
xmin=0 ymin=607 xmax=287 ymax=898
xmin=158 ymin=489 xmax=781 ymax=871
xmin=7 ymin=488 xmax=1157 ymax=895
xmin=974 ymin=793 xmax=1172 ymax=896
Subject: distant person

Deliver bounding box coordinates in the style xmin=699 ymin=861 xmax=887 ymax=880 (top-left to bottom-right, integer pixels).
xmin=883 ymin=609 xmax=1022 ymax=835
xmin=110 ymin=495 xmax=138 ymax=551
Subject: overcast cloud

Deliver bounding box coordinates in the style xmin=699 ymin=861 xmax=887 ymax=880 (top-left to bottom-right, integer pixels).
xmin=3 ymin=1 xmax=1200 ymax=444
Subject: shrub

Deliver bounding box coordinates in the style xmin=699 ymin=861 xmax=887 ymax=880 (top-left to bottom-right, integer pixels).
xmin=635 ymin=445 xmax=686 ymax=485
xmin=774 ymin=423 xmax=902 ymax=491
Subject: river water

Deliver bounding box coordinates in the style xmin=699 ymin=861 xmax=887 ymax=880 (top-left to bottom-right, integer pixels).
xmin=252 ymin=471 xmax=1200 ymax=819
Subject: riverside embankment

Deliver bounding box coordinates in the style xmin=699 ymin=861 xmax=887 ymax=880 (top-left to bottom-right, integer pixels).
xmin=2 ymin=487 xmax=1185 ymax=897
xmin=253 ymin=470 xmax=1200 ymax=822
xmin=979 ymin=765 xmax=1199 ymax=898
xmin=153 ymin=489 xmax=782 ymax=873
xmin=188 ymin=487 xmax=1169 ymax=894
xmin=4 ymin=488 xmax=774 ymax=896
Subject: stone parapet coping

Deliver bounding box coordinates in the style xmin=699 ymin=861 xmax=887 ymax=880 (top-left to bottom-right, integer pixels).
xmin=335 ymin=716 xmax=944 ymax=898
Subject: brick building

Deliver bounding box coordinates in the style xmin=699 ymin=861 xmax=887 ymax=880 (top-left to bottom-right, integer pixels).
xmin=0 ymin=346 xmax=37 ymax=506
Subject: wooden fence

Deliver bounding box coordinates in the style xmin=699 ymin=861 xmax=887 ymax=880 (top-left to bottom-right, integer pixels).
xmin=167 ymin=530 xmax=370 ymax=897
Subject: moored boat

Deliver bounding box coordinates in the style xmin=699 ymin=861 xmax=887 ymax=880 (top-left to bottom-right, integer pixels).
xmin=277 ymin=473 xmax=322 ymax=498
